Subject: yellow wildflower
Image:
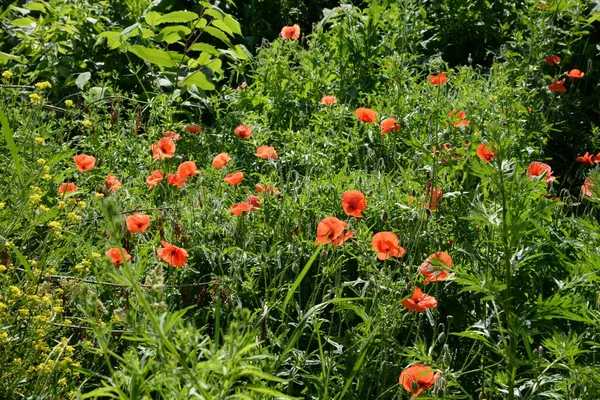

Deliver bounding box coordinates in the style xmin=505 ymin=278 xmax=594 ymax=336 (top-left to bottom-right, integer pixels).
xmin=48 ymin=221 xmax=61 ymax=230
xmin=29 ymin=93 xmax=42 ymax=105
xmin=95 ymin=193 xmax=104 ymax=200
xmin=67 ymin=212 xmax=81 ymax=223
xmin=64 ymin=319 xmax=72 ymax=325
xmin=58 ymin=201 xmax=66 ymax=209
xmin=35 ymin=137 xmax=45 ymax=145
xmin=0 ymin=332 xmax=8 ymax=342
xmin=0 ymin=202 xmax=4 ymax=209
xmin=77 ymin=201 xmax=86 ymax=208
xmin=65 ymin=99 xmax=74 ymax=107
xmin=81 ymin=119 xmax=92 ymax=127
xmin=37 ymin=159 xmax=46 ymax=166
xmin=13 ymin=358 xmax=21 ymax=366
xmin=29 ymin=194 xmax=42 ymax=205
xmin=42 ymin=174 xmax=52 ymax=181
xmin=35 ymin=81 xmax=52 ymax=90
xmin=0 ymin=265 xmax=6 ymax=273
xmin=9 ymin=286 xmax=22 ymax=297
xmin=81 ymin=259 xmax=91 ymax=266
xmin=42 ymin=165 xmax=50 ymax=173
xmin=18 ymin=308 xmax=30 ymax=316
xmin=2 ymin=71 xmax=13 ymax=79
xmin=91 ymin=252 xmax=101 ymax=259
xmin=58 ymin=377 xmax=67 ymax=386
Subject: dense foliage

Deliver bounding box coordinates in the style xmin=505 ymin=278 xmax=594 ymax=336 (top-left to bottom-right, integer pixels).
xmin=1 ymin=0 xmax=600 ymax=399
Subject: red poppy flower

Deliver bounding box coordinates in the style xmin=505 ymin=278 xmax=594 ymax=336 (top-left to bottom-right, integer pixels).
xmin=566 ymin=69 xmax=584 ymax=79
xmin=167 ymin=173 xmax=186 ymax=188
xmin=401 ymin=287 xmax=438 ymax=312
xmin=255 ymin=145 xmax=278 ymax=160
xmin=157 ymin=241 xmax=189 ymax=267
xmin=146 ymin=170 xmax=163 ymax=188
xmin=380 ymin=118 xmax=402 ymax=135
xmin=229 ymin=202 xmax=253 ymax=215
xmin=105 ymin=247 xmax=132 ymax=266
xmin=184 ymin=124 xmax=202 ymax=134
xmin=247 ymin=195 xmax=261 ymax=209
xmin=476 ymin=143 xmax=495 ymax=163
xmin=577 ymin=152 xmax=595 ymax=166
xmin=419 ymin=251 xmax=453 ymax=284
xmin=163 ymin=131 xmax=180 ymax=141
xmin=105 ymin=174 xmax=121 ymax=191
xmin=281 ymin=24 xmax=300 ymax=40
xmin=545 ymin=55 xmax=561 ymax=66
xmin=399 ymin=364 xmax=439 ymax=398
xmin=527 ymin=162 xmax=555 ymax=184
xmin=58 ymin=182 xmax=78 ymax=195
xmin=151 ymin=137 xmax=176 ymax=160
xmin=594 ymin=153 xmax=600 ymax=163
xmin=224 ymin=172 xmax=243 ymax=185
xmin=355 ymin=107 xmax=377 ymax=123
xmin=429 ymin=72 xmax=448 ymax=85
xmin=341 ymin=190 xmax=367 ymax=218
xmin=582 ymin=177 xmax=596 ymax=198
xmin=73 ymin=154 xmax=96 ymax=172
xmin=371 ymin=232 xmax=405 ymax=260
xmin=426 ymin=189 xmax=443 ymax=211
xmin=256 ymin=183 xmax=280 ymax=197
xmin=449 ymin=110 xmax=469 ymax=128
xmin=234 ymin=125 xmax=252 ymax=139
xmin=548 ymin=77 xmax=567 ymax=93
xmin=321 ymin=95 xmax=337 ymax=105
xmin=177 ymin=161 xmax=198 ymax=178
xmin=126 ymin=214 xmax=151 ymax=233
xmin=315 ymin=217 xmax=355 ymax=246
xmin=213 ymin=153 xmax=231 ymax=169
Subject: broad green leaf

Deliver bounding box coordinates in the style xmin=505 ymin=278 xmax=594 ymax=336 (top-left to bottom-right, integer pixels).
xmin=224 ymin=14 xmax=242 ymax=36
xmin=0 ymin=52 xmax=20 ymax=64
xmin=188 ymin=42 xmax=219 ymax=55
xmin=179 ymin=70 xmax=215 ymax=90
xmin=212 ymin=19 xmax=234 ymax=37
xmin=157 ymin=11 xmax=198 ymax=24
xmin=0 ymin=108 xmax=23 ymax=184
xmin=26 ymin=3 xmax=46 ymax=13
xmin=96 ymin=31 xmax=122 ymax=49
xmin=202 ymin=26 xmax=232 ymax=46
xmin=75 ymin=72 xmax=91 ymax=89
xmin=129 ymin=45 xmax=175 ymax=68
xmin=206 ymin=58 xmax=222 ymax=75
xmin=144 ymin=11 xmax=161 ymax=27
xmin=155 ymin=25 xmax=191 ymax=44
xmin=204 ymin=8 xmax=224 ymax=21
xmin=10 ymin=17 xmax=36 ymax=26
xmin=234 ymin=44 xmax=251 ymax=60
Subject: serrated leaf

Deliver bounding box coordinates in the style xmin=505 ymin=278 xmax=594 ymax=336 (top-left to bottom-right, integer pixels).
xmin=212 ymin=19 xmax=234 ymax=37
xmin=155 ymin=25 xmax=191 ymax=44
xmin=157 ymin=11 xmax=198 ymax=24
xmin=202 ymin=26 xmax=232 ymax=46
xmin=204 ymin=8 xmax=224 ymax=21
xmin=129 ymin=45 xmax=175 ymax=68
xmin=188 ymin=42 xmax=219 ymax=54
xmin=224 ymin=14 xmax=242 ymax=36
xmin=75 ymin=72 xmax=91 ymax=89
xmin=179 ymin=70 xmax=215 ymax=90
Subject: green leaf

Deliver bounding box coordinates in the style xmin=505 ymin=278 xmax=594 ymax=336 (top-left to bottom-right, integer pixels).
xmin=75 ymin=72 xmax=91 ymax=89
xmin=129 ymin=45 xmax=175 ymax=68
xmin=144 ymin=11 xmax=161 ymax=28
xmin=26 ymin=3 xmax=46 ymax=13
xmin=157 ymin=11 xmax=198 ymax=24
xmin=96 ymin=31 xmax=122 ymax=49
xmin=0 ymin=52 xmax=20 ymax=65
xmin=179 ymin=70 xmax=215 ymax=90
xmin=282 ymin=247 xmax=321 ymax=313
xmin=0 ymin=109 xmax=23 ymax=184
xmin=246 ymin=387 xmax=298 ymax=399
xmin=10 ymin=17 xmax=36 ymax=26
xmin=188 ymin=43 xmax=219 ymax=55
xmin=224 ymin=14 xmax=242 ymax=36
xmin=212 ymin=19 xmax=234 ymax=37
xmin=155 ymin=25 xmax=191 ymax=44
xmin=202 ymin=26 xmax=232 ymax=46
xmin=10 ymin=244 xmax=34 ymax=281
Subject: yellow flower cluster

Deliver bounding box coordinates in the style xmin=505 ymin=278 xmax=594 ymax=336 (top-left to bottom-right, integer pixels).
xmin=34 ymin=81 xmax=52 ymax=90
xmin=35 ymin=137 xmax=45 ymax=145
xmin=2 ymin=71 xmax=13 ymax=79
xmin=65 ymin=99 xmax=74 ymax=107
xmin=29 ymin=93 xmax=42 ymax=105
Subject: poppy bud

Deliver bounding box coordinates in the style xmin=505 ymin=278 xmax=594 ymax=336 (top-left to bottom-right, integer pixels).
xmin=382 ymin=211 xmax=388 ymax=224
xmin=411 ymin=380 xmax=419 ymax=394
xmin=476 ymin=226 xmax=480 ymax=232
xmin=447 ymin=315 xmax=453 ymax=325
xmin=447 ymin=239 xmax=453 ymax=247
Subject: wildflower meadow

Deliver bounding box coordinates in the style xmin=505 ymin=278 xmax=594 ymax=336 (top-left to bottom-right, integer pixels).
xmin=1 ymin=0 xmax=600 ymax=399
